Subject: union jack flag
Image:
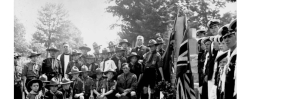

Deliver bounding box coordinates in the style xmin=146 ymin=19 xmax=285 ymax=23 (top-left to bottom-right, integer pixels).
xmin=175 ymin=15 xmax=196 ymax=99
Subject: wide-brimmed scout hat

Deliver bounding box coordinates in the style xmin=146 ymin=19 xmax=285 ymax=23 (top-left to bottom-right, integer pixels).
xmin=46 ymin=45 xmax=60 ymax=52
xmin=79 ymin=44 xmax=91 ymax=52
xmin=155 ymin=33 xmax=162 ymax=38
xmin=27 ymin=79 xmax=43 ymax=91
xmin=221 ymin=19 xmax=237 ymax=39
xmin=60 ymin=77 xmax=73 ymax=85
xmin=95 ymin=68 xmax=103 ymax=74
xmin=86 ymin=54 xmax=95 ymax=59
xmin=68 ymin=66 xmax=82 ymax=75
xmin=93 ymin=42 xmax=102 ymax=49
xmin=115 ymin=47 xmax=125 ymax=52
xmin=119 ymin=39 xmax=131 ymax=46
xmin=71 ymin=50 xmax=82 ymax=56
xmin=81 ymin=65 xmax=89 ymax=72
xmin=147 ymin=39 xmax=157 ymax=47
xmin=207 ymin=19 xmax=220 ymax=28
xmin=47 ymin=78 xmax=61 ymax=86
xmin=128 ymin=52 xmax=140 ymax=60
xmin=156 ymin=37 xmax=164 ymax=45
xmin=39 ymin=74 xmax=50 ymax=83
xmin=28 ymin=51 xmax=41 ymax=58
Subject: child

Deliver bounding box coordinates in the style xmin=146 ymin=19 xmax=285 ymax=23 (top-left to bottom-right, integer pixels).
xmin=69 ymin=66 xmax=84 ymax=99
xmin=26 ymin=79 xmax=43 ymax=99
xmin=38 ymin=74 xmax=50 ymax=98
xmin=44 ymin=78 xmax=63 ymax=99
xmin=92 ymin=68 xmax=105 ymax=98
xmin=100 ymin=68 xmax=117 ymax=99
xmin=81 ymin=65 xmax=95 ymax=99
xmin=59 ymin=77 xmax=73 ymax=99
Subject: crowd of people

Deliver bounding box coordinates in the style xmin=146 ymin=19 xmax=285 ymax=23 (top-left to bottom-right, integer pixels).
xmin=14 ymin=33 xmax=166 ymax=99
xmin=14 ymin=18 xmax=237 ymax=99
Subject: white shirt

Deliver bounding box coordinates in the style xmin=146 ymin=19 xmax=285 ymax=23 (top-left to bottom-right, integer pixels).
xmin=100 ymin=59 xmax=117 ymax=72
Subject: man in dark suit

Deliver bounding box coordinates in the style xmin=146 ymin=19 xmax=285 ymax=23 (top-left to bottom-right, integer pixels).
xmin=111 ymin=47 xmax=127 ymax=77
xmin=57 ymin=42 xmax=72 ymax=78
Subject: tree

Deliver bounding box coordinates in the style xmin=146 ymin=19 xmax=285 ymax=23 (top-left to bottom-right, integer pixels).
xmin=32 ymin=3 xmax=84 ymax=54
xmin=220 ymin=11 xmax=236 ymax=26
xmin=14 ymin=16 xmax=29 ymax=53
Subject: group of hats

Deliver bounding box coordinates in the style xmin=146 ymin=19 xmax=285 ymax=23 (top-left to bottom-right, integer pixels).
xmin=26 ymin=74 xmax=73 ymax=91
xmin=147 ymin=37 xmax=164 ymax=47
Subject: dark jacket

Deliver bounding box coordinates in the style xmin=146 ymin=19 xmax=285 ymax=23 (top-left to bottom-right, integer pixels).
xmin=204 ymin=49 xmax=219 ymax=80
xmin=157 ymin=49 xmax=165 ymax=57
xmin=71 ymin=78 xmax=85 ymax=98
xmin=81 ymin=76 xmax=94 ymax=97
xmin=128 ymin=62 xmax=143 ymax=79
xmin=132 ymin=45 xmax=148 ymax=59
xmin=44 ymin=90 xmax=63 ymax=99
xmin=41 ymin=58 xmax=62 ymax=80
xmin=58 ymin=87 xmax=73 ymax=99
xmin=87 ymin=62 xmax=99 ymax=79
xmin=111 ymin=56 xmax=127 ymax=75
xmin=224 ymin=49 xmax=237 ymax=99
xmin=58 ymin=53 xmax=72 ymax=77
xmin=66 ymin=60 xmax=83 ymax=78
xmin=116 ymin=73 xmax=138 ymax=93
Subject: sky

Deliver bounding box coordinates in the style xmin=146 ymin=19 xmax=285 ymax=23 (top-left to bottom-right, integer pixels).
xmin=14 ymin=0 xmax=236 ymax=52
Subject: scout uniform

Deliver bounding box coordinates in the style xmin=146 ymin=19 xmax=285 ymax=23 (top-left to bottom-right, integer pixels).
xmin=92 ymin=68 xmax=105 ymax=98
xmin=156 ymin=37 xmax=165 ymax=56
xmin=111 ymin=47 xmax=127 ymax=77
xmin=22 ymin=52 xmax=42 ymax=93
xmin=102 ymin=69 xmax=117 ymax=99
xmin=14 ymin=52 xmax=23 ymax=99
xmin=79 ymin=44 xmax=92 ymax=65
xmin=119 ymin=39 xmax=132 ymax=57
xmin=44 ymin=78 xmax=64 ymax=99
xmin=41 ymin=46 xmax=62 ymax=81
xmin=66 ymin=50 xmax=83 ymax=78
xmin=132 ymin=35 xmax=148 ymax=60
xmin=128 ymin=52 xmax=143 ymax=79
xmin=140 ymin=39 xmax=163 ymax=99
xmin=221 ymin=19 xmax=237 ymax=99
xmin=68 ymin=66 xmax=84 ymax=99
xmin=26 ymin=79 xmax=43 ymax=99
xmin=93 ymin=42 xmax=103 ymax=62
xmin=108 ymin=41 xmax=116 ymax=55
xmin=85 ymin=54 xmax=99 ymax=79
xmin=116 ymin=63 xmax=138 ymax=99
xmin=80 ymin=65 xmax=95 ymax=99
xmin=39 ymin=74 xmax=50 ymax=99
xmin=58 ymin=77 xmax=74 ymax=99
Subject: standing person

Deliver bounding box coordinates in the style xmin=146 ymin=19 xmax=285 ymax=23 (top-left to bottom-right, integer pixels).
xmin=93 ymin=42 xmax=103 ymax=63
xmin=58 ymin=77 xmax=74 ymax=99
xmin=221 ymin=19 xmax=237 ymax=99
xmin=41 ymin=46 xmax=63 ymax=82
xmin=111 ymin=47 xmax=127 ymax=77
xmin=68 ymin=66 xmax=84 ymax=99
xmin=57 ymin=42 xmax=72 ymax=78
xmin=127 ymin=52 xmax=143 ymax=80
xmin=26 ymin=79 xmax=43 ymax=99
xmin=100 ymin=48 xmax=117 ymax=74
xmin=119 ymin=39 xmax=132 ymax=57
xmin=140 ymin=39 xmax=165 ymax=99
xmin=101 ymin=68 xmax=117 ymax=99
xmin=196 ymin=27 xmax=207 ymax=38
xmin=115 ymin=63 xmax=138 ymax=99
xmin=14 ymin=52 xmax=23 ymax=99
xmin=80 ymin=65 xmax=95 ymax=99
xmin=213 ymin=53 xmax=228 ymax=99
xmin=108 ymin=41 xmax=116 ymax=55
xmin=132 ymin=35 xmax=148 ymax=60
xmin=86 ymin=54 xmax=99 ymax=79
xmin=39 ymin=74 xmax=50 ymax=99
xmin=66 ymin=50 xmax=83 ymax=79
xmin=92 ymin=68 xmax=105 ymax=99
xmin=79 ymin=44 xmax=92 ymax=65
xmin=44 ymin=78 xmax=64 ymax=99
xmin=155 ymin=37 xmax=165 ymax=56
xmin=22 ymin=51 xmax=41 ymax=95
xmin=200 ymin=38 xmax=212 ymax=99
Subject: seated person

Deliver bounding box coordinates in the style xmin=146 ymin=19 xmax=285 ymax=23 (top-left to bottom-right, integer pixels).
xmin=26 ymin=79 xmax=43 ymax=99
xmin=115 ymin=63 xmax=138 ymax=99
xmin=58 ymin=77 xmax=73 ymax=99
xmin=44 ymin=78 xmax=63 ymax=99
xmin=100 ymin=68 xmax=117 ymax=99
xmin=92 ymin=68 xmax=105 ymax=99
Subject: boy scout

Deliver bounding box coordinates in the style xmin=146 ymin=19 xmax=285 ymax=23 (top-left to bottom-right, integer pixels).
xmin=59 ymin=77 xmax=74 ymax=99
xmin=92 ymin=68 xmax=105 ymax=98
xmin=81 ymin=65 xmax=95 ymax=99
xmin=44 ymin=78 xmax=64 ymax=99
xmin=22 ymin=51 xmax=41 ymax=95
xmin=66 ymin=50 xmax=83 ymax=79
xmin=39 ymin=74 xmax=50 ymax=98
xmin=26 ymin=79 xmax=43 ymax=99
xmin=69 ymin=66 xmax=84 ymax=99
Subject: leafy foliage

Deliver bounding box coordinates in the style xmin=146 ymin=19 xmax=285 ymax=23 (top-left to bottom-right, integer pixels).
xmin=14 ymin=16 xmax=29 ymax=53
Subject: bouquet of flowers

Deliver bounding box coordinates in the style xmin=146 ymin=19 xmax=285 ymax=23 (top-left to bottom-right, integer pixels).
xmin=154 ymin=80 xmax=176 ymax=99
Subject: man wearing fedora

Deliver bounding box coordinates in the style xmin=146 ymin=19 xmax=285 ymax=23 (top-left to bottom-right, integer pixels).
xmin=140 ymin=39 xmax=165 ymax=99
xmin=14 ymin=52 xmax=23 ymax=99
xmin=66 ymin=50 xmax=84 ymax=79
xmin=79 ymin=44 xmax=92 ymax=65
xmin=111 ymin=47 xmax=127 ymax=78
xmin=44 ymin=78 xmax=64 ymax=99
xmin=41 ymin=45 xmax=63 ymax=82
xmin=119 ymin=39 xmax=132 ymax=57
xmin=26 ymin=79 xmax=43 ymax=99
xmin=57 ymin=42 xmax=72 ymax=78
xmin=155 ymin=37 xmax=165 ymax=57
xmin=132 ymin=35 xmax=148 ymax=60
xmin=22 ymin=51 xmax=42 ymax=95
xmin=80 ymin=65 xmax=95 ymax=99
xmin=69 ymin=66 xmax=84 ymax=99
xmin=58 ymin=77 xmax=74 ymax=99
xmin=221 ymin=19 xmax=237 ymax=99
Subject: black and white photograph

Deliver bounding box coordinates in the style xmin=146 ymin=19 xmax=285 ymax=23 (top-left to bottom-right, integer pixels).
xmin=13 ymin=0 xmax=237 ymax=99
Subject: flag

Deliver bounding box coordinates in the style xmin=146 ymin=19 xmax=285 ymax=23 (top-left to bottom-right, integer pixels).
xmin=175 ymin=15 xmax=196 ymax=99
xmin=162 ymin=29 xmax=175 ymax=82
